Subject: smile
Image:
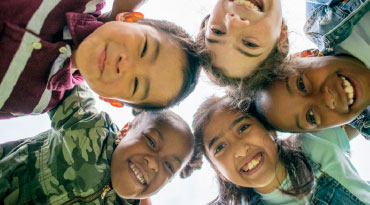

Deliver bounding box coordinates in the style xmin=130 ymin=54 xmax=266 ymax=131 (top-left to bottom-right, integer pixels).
xmin=241 ymin=152 xmax=263 ymax=173
xmin=339 ymin=75 xmax=356 ymax=108
xmin=232 ymin=0 xmax=263 ymax=12
xmin=98 ymin=48 xmax=106 ymax=72
xmin=129 ymin=161 xmax=147 ymax=185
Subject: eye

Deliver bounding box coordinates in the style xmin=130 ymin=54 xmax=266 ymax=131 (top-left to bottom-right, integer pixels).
xmin=214 ymin=144 xmax=226 ymax=155
xmin=242 ymin=40 xmax=259 ymax=48
xmin=211 ymin=28 xmax=225 ymax=35
xmin=145 ymin=135 xmax=156 ymax=148
xmin=306 ymin=110 xmax=317 ymax=125
xmin=141 ymin=36 xmax=147 ymax=58
xmin=164 ymin=161 xmax=174 ymax=173
xmin=297 ymin=74 xmax=307 ymax=93
xmin=239 ymin=124 xmax=250 ymax=134
xmin=132 ymin=77 xmax=138 ymax=95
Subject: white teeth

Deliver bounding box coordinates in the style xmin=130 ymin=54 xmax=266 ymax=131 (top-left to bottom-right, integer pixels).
xmin=243 ymin=154 xmax=262 ymax=172
xmin=130 ymin=163 xmax=146 ymax=185
xmin=341 ymin=76 xmax=355 ymax=106
xmin=234 ymin=0 xmax=261 ymax=11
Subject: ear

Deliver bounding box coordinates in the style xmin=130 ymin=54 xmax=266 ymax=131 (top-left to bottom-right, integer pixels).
xmin=116 ymin=12 xmax=144 ymax=22
xmin=277 ymin=22 xmax=289 ymax=55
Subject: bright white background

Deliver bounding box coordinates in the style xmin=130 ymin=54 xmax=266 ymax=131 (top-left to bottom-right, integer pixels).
xmin=1 ymin=1 xmax=369 ymax=204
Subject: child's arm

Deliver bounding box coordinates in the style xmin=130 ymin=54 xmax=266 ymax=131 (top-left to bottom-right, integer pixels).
xmin=99 ymin=0 xmax=147 ymax=22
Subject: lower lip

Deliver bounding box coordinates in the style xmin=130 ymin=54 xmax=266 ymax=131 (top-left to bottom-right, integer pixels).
xmin=241 ymin=153 xmax=264 ymax=176
xmin=98 ymin=49 xmax=106 ymax=72
xmin=128 ymin=161 xmax=145 ymax=187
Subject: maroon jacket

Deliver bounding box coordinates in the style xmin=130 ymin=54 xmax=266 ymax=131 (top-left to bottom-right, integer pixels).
xmin=0 ymin=0 xmax=105 ymax=119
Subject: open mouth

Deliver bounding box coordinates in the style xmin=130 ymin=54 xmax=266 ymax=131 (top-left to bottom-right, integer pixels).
xmin=129 ymin=161 xmax=147 ymax=186
xmin=240 ymin=153 xmax=263 ymax=174
xmin=231 ymin=0 xmax=264 ymax=12
xmin=339 ymin=74 xmax=356 ymax=108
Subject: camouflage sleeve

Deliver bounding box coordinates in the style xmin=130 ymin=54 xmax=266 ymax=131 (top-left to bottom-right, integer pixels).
xmin=48 ymin=84 xmax=98 ymax=131
xmin=349 ymin=107 xmax=370 ymax=140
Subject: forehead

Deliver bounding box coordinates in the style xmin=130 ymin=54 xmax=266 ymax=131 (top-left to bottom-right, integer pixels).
xmin=147 ymin=35 xmax=186 ymax=106
xmin=203 ymin=109 xmax=241 ymax=140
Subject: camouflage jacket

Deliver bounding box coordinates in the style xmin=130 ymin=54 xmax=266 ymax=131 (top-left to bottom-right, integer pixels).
xmin=0 ymin=85 xmax=138 ymax=205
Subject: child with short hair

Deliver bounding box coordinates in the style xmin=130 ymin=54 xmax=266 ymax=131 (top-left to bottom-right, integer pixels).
xmin=183 ymin=96 xmax=370 ymax=204
xmin=196 ymin=0 xmax=289 ymax=87
xmin=0 ymin=0 xmax=200 ymax=119
xmin=0 ymin=84 xmax=194 ymax=204
xmin=246 ymin=1 xmax=370 ymax=138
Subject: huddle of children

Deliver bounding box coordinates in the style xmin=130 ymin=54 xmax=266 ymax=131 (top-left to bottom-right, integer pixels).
xmin=0 ymin=0 xmax=369 ymax=204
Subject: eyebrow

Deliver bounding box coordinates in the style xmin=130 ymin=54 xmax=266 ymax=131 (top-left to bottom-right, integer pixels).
xmin=151 ymin=38 xmax=160 ymax=64
xmin=206 ymin=38 xmax=223 ymax=44
xmin=139 ymin=80 xmax=149 ymax=101
xmin=153 ymin=128 xmax=164 ymax=141
xmin=234 ymin=46 xmax=263 ymax=58
xmin=207 ymin=115 xmax=250 ymax=150
xmin=285 ymin=77 xmax=294 ymax=96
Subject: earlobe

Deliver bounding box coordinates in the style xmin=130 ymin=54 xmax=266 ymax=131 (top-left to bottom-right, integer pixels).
xmin=116 ymin=12 xmax=144 ymax=22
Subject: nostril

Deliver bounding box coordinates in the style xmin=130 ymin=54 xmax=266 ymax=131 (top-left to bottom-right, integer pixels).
xmin=116 ymin=67 xmax=120 ymax=74
xmin=241 ymin=18 xmax=246 ymax=21
xmin=230 ymin=13 xmax=234 ymax=17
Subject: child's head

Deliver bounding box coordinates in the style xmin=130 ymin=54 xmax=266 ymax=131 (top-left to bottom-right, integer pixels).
xmin=74 ymin=18 xmax=200 ymax=110
xmin=254 ymin=55 xmax=370 ymax=132
xmin=110 ymin=110 xmax=194 ymax=199
xmin=197 ymin=0 xmax=288 ymax=85
xmin=190 ymin=96 xmax=313 ymax=204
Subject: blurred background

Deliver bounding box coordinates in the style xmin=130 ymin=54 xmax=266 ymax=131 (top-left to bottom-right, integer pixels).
xmin=1 ymin=0 xmax=369 ymax=204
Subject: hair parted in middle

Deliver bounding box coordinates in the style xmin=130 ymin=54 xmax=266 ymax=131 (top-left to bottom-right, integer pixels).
xmin=196 ymin=15 xmax=290 ymax=94
xmin=182 ymin=96 xmax=314 ymax=205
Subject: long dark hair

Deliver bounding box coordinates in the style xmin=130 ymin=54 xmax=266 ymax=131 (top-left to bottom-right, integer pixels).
xmin=182 ymin=96 xmax=315 ymax=204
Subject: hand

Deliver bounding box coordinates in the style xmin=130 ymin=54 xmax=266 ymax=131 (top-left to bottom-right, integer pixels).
xmin=140 ymin=198 xmax=152 ymax=205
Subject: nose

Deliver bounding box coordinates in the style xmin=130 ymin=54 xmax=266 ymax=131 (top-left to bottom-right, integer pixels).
xmin=321 ymin=86 xmax=335 ymax=110
xmin=234 ymin=143 xmax=248 ymax=158
xmin=144 ymin=156 xmax=158 ymax=173
xmin=116 ymin=53 xmax=129 ymax=75
xmin=225 ymin=13 xmax=250 ymax=30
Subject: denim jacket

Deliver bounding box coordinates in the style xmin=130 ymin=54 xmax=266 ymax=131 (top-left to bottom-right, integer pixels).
xmin=349 ymin=107 xmax=370 ymax=140
xmin=304 ymin=0 xmax=370 ymax=55
xmin=245 ymin=158 xmax=366 ymax=205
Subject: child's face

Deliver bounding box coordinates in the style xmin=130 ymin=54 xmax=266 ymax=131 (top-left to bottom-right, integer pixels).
xmin=74 ymin=21 xmax=186 ymax=107
xmin=202 ymin=108 xmax=284 ymax=192
xmin=110 ymin=117 xmax=193 ymax=199
xmin=205 ymin=0 xmax=282 ymax=78
xmin=258 ymin=56 xmax=370 ymax=132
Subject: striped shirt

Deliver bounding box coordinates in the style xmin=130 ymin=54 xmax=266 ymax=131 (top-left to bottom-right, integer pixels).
xmin=0 ymin=0 xmax=105 ymax=119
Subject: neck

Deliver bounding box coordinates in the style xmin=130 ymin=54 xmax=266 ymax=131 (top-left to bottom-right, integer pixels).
xmin=255 ymin=161 xmax=287 ymax=194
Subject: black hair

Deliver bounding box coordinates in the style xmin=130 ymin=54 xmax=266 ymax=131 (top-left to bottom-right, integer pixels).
xmin=182 ymin=96 xmax=314 ymax=204
xmin=127 ymin=18 xmax=201 ymax=110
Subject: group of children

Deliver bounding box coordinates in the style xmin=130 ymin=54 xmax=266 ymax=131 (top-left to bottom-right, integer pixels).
xmin=0 ymin=0 xmax=369 ymax=204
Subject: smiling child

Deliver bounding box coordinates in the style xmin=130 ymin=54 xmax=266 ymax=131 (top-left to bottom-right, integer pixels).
xmin=0 ymin=0 xmax=200 ymax=119
xmin=0 ymin=84 xmax=194 ymax=204
xmin=197 ymin=0 xmax=288 ymax=86
xmin=185 ymin=96 xmax=370 ymax=204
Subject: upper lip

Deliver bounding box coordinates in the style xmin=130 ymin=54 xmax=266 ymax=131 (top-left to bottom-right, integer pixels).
xmin=237 ymin=152 xmax=260 ymax=171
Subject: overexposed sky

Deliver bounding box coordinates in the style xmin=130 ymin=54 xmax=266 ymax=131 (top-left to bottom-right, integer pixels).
xmin=1 ymin=1 xmax=370 ymax=204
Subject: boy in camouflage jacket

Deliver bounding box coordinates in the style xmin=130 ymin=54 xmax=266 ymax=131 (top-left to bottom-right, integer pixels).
xmin=0 ymin=84 xmax=194 ymax=204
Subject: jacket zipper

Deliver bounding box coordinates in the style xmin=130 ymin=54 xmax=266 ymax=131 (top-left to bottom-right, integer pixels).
xmin=63 ymin=184 xmax=111 ymax=205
